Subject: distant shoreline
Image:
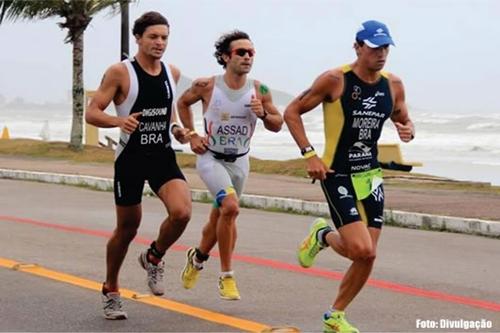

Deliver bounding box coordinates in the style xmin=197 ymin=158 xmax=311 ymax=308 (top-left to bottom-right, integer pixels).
xmin=2 ymin=107 xmax=500 ymax=185
xmin=0 ymin=138 xmax=498 ymax=193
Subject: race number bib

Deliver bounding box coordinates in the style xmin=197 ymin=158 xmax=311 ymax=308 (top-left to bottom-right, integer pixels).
xmin=350 ymin=168 xmax=383 ymax=200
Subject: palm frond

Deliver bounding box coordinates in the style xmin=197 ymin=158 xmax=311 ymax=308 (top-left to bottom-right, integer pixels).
xmin=96 ymin=0 xmax=138 ymax=16
xmin=0 ymin=0 xmax=63 ymax=24
xmin=0 ymin=0 xmax=13 ymax=23
xmin=0 ymin=0 xmax=128 ymax=25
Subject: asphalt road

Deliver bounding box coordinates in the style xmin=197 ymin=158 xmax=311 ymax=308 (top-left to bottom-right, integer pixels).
xmin=1 ymin=179 xmax=499 ymax=332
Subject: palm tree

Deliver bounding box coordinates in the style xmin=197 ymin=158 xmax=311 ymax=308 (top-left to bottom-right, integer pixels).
xmin=0 ymin=0 xmax=130 ymax=150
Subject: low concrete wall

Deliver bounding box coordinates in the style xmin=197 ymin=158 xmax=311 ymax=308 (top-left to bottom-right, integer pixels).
xmin=2 ymin=168 xmax=498 ymax=238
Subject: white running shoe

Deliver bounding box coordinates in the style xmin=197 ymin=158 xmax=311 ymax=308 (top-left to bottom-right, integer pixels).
xmin=138 ymin=250 xmax=165 ymax=296
xmin=102 ymin=292 xmax=128 ymax=320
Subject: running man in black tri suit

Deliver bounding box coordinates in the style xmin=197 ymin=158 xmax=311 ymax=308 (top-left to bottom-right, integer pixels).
xmin=86 ymin=12 xmax=191 ymax=320
xmin=284 ymin=20 xmax=415 ymax=332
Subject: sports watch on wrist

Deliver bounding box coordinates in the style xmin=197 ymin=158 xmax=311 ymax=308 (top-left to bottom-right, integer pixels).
xmin=300 ymin=145 xmax=315 ymax=156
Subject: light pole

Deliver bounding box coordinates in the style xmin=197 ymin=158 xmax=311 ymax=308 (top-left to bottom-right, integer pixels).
xmin=120 ymin=0 xmax=129 ymax=60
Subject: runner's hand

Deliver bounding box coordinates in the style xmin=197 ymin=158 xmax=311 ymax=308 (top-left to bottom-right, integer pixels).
xmin=306 ymin=155 xmax=334 ymax=181
xmin=395 ymin=122 xmax=414 ymax=142
xmin=119 ymin=112 xmax=141 ymax=134
xmin=172 ymin=127 xmax=191 ymax=144
xmin=189 ymin=133 xmax=208 ymax=154
xmin=250 ymin=95 xmax=266 ymax=118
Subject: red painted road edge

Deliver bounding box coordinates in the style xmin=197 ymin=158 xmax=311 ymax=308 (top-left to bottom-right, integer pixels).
xmin=1 ymin=215 xmax=499 ymax=312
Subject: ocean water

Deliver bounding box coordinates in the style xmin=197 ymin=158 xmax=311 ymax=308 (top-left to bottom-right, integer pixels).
xmin=1 ymin=107 xmax=499 ymax=185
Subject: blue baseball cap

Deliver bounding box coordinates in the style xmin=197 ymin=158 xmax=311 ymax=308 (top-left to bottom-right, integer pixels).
xmin=356 ymin=20 xmax=395 ymax=48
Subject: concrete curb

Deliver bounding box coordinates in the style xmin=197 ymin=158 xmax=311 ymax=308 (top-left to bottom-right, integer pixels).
xmin=2 ymin=168 xmax=499 ymax=238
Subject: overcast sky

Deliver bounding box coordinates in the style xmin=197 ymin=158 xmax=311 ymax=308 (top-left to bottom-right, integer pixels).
xmin=0 ymin=0 xmax=498 ymax=114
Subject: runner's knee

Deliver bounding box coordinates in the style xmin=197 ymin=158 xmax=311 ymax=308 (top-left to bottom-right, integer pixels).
xmin=220 ymin=198 xmax=239 ymax=218
xmin=216 ymin=187 xmax=239 ymax=218
xmin=347 ymin=243 xmax=375 ymax=261
xmin=215 ymin=187 xmax=237 ymax=207
xmin=169 ymin=207 xmax=191 ymax=225
xmin=114 ymin=224 xmax=138 ymax=243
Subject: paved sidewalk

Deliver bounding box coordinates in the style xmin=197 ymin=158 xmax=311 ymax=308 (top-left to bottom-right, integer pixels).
xmin=1 ymin=155 xmax=499 ymax=237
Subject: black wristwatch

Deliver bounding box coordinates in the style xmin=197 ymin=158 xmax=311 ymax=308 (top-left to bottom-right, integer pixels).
xmin=300 ymin=145 xmax=315 ymax=156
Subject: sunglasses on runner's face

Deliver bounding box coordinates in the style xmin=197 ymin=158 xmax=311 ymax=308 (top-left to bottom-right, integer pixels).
xmin=231 ymin=48 xmax=255 ymax=57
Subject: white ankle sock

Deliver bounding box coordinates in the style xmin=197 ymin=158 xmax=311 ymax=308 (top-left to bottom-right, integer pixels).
xmin=220 ymin=270 xmax=234 ymax=278
xmin=317 ymin=228 xmax=329 ymax=247
xmin=193 ymin=258 xmax=204 ymax=269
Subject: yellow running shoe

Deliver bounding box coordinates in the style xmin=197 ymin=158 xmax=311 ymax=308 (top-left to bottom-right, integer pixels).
xmin=297 ymin=218 xmax=329 ymax=268
xmin=181 ymin=247 xmax=201 ymax=289
xmin=218 ymin=276 xmax=240 ymax=300
xmin=323 ymin=310 xmax=359 ymax=333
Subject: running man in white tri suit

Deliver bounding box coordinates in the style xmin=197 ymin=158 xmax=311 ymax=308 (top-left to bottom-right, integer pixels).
xmin=86 ymin=12 xmax=192 ymax=320
xmin=177 ymin=30 xmax=283 ymax=300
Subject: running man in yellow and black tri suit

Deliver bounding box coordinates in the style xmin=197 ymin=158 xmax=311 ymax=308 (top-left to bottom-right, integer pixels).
xmin=284 ymin=20 xmax=415 ymax=333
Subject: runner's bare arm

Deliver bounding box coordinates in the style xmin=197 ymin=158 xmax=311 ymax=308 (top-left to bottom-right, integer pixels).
xmin=389 ymin=74 xmax=414 ymax=142
xmin=169 ymin=64 xmax=181 ymax=125
xmin=169 ymin=64 xmax=181 ymax=84
xmin=177 ymin=78 xmax=212 ymax=131
xmin=168 ymin=64 xmax=181 ymax=125
xmin=167 ymin=64 xmax=190 ymax=143
xmin=254 ymin=81 xmax=283 ymax=132
xmin=177 ymin=78 xmax=212 ymax=154
xmin=284 ymin=70 xmax=342 ymax=150
xmin=85 ymin=64 xmax=140 ymax=134
xmin=284 ymin=70 xmax=342 ymax=180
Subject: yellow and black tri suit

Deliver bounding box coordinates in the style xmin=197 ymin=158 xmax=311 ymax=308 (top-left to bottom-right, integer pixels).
xmin=320 ymin=65 xmax=393 ymax=229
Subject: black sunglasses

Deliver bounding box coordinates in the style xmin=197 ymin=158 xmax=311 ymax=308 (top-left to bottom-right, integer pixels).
xmin=230 ymin=48 xmax=255 ymax=57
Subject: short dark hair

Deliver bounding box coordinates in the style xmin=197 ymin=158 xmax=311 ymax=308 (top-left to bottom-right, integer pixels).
xmin=132 ymin=11 xmax=169 ymax=37
xmin=214 ymin=30 xmax=251 ymax=68
xmin=355 ymin=38 xmax=365 ymax=47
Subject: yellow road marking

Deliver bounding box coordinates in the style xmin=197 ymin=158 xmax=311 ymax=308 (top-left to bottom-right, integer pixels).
xmin=0 ymin=257 xmax=270 ymax=332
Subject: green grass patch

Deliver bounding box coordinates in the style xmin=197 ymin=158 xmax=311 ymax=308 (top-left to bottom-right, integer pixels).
xmin=1 ymin=138 xmax=499 ymax=193
xmin=0 ymin=139 xmax=114 ymax=163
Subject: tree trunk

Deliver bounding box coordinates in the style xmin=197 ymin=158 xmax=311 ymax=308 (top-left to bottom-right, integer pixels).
xmin=69 ymin=29 xmax=84 ymax=150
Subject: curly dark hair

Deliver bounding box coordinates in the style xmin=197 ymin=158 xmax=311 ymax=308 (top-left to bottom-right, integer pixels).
xmin=214 ymin=30 xmax=251 ymax=68
xmin=132 ymin=11 xmax=169 ymax=37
